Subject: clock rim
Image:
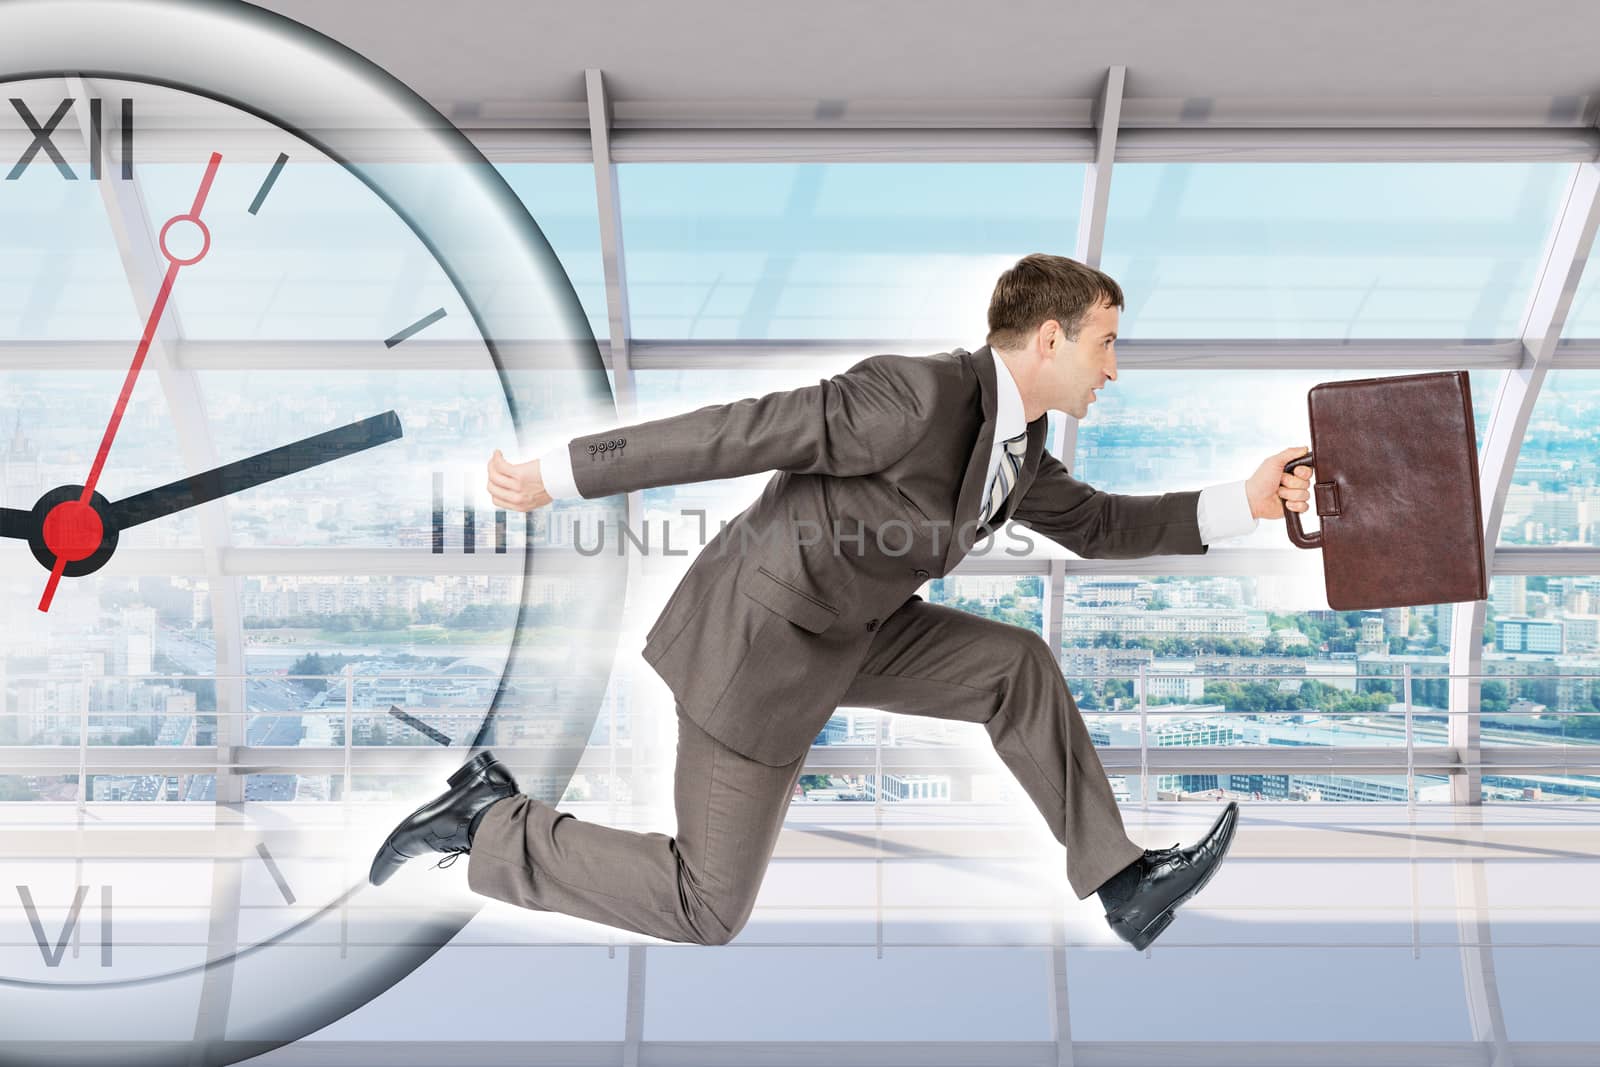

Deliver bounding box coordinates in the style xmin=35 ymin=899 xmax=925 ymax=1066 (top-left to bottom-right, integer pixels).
xmin=0 ymin=0 xmax=628 ymax=1035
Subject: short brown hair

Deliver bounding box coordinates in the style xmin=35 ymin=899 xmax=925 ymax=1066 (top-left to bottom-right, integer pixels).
xmin=985 ymin=254 xmax=1125 ymax=350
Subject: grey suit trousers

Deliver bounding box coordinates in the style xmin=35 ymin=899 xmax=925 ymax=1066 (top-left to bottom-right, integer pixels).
xmin=466 ymin=598 xmax=1145 ymax=944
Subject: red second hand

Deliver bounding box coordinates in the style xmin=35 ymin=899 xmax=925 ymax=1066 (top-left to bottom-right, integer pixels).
xmin=38 ymin=151 xmax=223 ymax=613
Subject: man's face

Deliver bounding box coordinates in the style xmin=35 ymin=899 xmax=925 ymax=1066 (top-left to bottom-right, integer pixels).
xmin=1044 ymin=300 xmax=1118 ymax=419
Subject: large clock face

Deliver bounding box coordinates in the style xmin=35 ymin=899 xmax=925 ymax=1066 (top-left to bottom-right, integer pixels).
xmin=0 ymin=59 xmax=620 ymax=1066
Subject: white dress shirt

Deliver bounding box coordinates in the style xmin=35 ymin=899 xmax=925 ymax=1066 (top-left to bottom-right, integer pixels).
xmin=535 ymin=353 xmax=1259 ymax=545
xmin=538 ymin=432 xmax=581 ymax=500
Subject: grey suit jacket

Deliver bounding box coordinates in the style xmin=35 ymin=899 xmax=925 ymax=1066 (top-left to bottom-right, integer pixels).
xmin=565 ymin=345 xmax=1209 ymax=766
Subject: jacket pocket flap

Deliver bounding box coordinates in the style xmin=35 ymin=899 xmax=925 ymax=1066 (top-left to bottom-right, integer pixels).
xmin=740 ymin=565 xmax=839 ymax=634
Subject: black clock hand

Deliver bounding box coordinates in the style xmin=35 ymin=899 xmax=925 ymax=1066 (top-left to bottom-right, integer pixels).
xmin=104 ymin=410 xmax=402 ymax=531
xmin=1 ymin=506 xmax=32 ymax=540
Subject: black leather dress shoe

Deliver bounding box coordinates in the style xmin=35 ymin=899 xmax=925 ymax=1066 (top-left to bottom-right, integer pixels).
xmin=1104 ymin=800 xmax=1238 ymax=950
xmin=368 ymin=750 xmax=519 ymax=886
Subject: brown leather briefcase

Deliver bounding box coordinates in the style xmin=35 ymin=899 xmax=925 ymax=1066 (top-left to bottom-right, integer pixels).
xmin=1283 ymin=370 xmax=1488 ymax=610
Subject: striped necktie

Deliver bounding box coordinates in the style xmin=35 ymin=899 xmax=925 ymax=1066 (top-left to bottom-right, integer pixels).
xmin=978 ymin=430 xmax=1029 ymax=526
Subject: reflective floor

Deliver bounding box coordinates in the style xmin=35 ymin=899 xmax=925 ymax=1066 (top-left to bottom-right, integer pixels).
xmin=241 ymin=799 xmax=1600 ymax=1064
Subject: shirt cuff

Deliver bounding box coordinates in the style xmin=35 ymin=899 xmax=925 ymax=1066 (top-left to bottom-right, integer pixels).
xmin=1196 ymin=479 xmax=1259 ymax=544
xmin=538 ymin=441 xmax=580 ymax=500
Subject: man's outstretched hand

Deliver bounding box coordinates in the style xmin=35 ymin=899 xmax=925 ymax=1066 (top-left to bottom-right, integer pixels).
xmin=1247 ymin=445 xmax=1313 ymax=520
xmin=487 ymin=449 xmax=553 ymax=512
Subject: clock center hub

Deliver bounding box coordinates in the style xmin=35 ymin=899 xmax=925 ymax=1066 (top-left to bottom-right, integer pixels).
xmin=41 ymin=499 xmax=105 ymax=562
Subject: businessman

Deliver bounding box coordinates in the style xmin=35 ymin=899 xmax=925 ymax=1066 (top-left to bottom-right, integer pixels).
xmin=370 ymin=253 xmax=1317 ymax=951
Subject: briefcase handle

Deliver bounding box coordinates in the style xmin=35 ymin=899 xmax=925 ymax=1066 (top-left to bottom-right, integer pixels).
xmin=1281 ymin=451 xmax=1321 ymax=550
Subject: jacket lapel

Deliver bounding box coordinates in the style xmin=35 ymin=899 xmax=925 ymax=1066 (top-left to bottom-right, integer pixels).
xmin=942 ymin=345 xmax=998 ymax=573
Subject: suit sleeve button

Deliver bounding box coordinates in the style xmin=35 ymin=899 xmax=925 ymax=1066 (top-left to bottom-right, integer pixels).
xmin=913 ymin=568 xmax=929 ymax=579
xmin=866 ymin=618 xmax=880 ymax=632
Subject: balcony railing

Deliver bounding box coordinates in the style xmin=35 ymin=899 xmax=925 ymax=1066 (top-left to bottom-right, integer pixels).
xmin=2 ymin=665 xmax=1599 ymax=804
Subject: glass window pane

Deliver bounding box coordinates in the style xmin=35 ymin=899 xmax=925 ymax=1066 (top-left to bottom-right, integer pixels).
xmin=136 ymin=160 xmax=483 ymax=343
xmin=3 ymin=577 xmax=215 ymax=742
xmin=193 ymin=368 xmax=520 ymax=550
xmin=130 ymin=157 xmax=601 ymax=346
xmin=0 ymin=162 xmax=142 ymax=340
xmin=1480 ymin=574 xmax=1600 ymax=801
xmin=1501 ymin=369 xmax=1600 ymax=545
xmin=1560 ymin=231 xmax=1600 ymax=336
xmin=0 ymin=370 xmax=204 ymax=547
xmin=806 ymin=576 xmax=1047 ymax=807
xmin=1076 ymin=367 xmax=1499 ymax=553
xmin=925 ymin=575 xmax=1045 ymax=638
xmin=618 ymin=163 xmax=1085 ymax=340
xmin=496 ymin=163 xmax=608 ymax=343
xmin=1061 ymin=573 xmax=1463 ymax=804
xmin=1102 ymin=162 xmax=1571 ymax=338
